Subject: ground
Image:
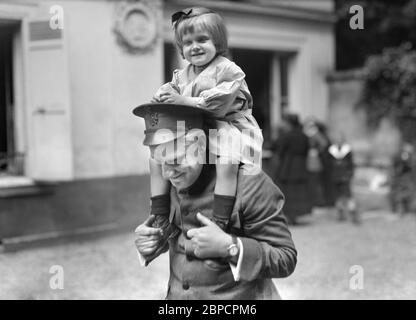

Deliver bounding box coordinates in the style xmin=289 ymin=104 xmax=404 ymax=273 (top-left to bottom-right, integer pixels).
xmin=1 ymin=209 xmax=415 ymax=300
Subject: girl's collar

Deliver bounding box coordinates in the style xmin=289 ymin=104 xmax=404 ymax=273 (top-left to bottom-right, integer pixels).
xmin=191 ymin=54 xmax=220 ymax=75
xmin=328 ymin=143 xmax=351 ymax=159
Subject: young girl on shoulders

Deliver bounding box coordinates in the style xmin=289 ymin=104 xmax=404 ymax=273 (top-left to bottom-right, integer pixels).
xmin=149 ymin=7 xmax=263 ymax=239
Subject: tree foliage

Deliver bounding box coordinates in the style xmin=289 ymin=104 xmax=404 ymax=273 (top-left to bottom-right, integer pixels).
xmin=360 ymin=43 xmax=416 ymax=143
xmin=335 ymin=0 xmax=416 ymax=70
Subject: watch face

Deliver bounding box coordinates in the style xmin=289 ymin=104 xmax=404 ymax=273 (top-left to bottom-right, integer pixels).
xmin=229 ymin=245 xmax=238 ymax=256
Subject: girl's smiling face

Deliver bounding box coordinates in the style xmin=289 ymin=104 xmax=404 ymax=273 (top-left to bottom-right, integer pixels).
xmin=182 ymin=30 xmax=216 ymax=67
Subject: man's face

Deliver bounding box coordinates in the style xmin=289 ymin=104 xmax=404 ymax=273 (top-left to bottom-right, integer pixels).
xmin=160 ymin=158 xmax=203 ymax=190
xmin=150 ymin=135 xmax=206 ymax=190
xmin=182 ymin=29 xmax=216 ymax=67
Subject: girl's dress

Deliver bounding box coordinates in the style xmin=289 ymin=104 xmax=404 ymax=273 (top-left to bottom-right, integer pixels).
xmin=156 ymin=55 xmax=263 ymax=172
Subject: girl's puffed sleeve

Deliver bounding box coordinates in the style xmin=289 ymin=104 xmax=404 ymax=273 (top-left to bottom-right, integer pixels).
xmin=196 ymin=62 xmax=246 ymax=118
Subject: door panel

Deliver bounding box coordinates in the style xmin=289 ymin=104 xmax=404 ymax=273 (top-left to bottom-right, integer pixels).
xmin=25 ymin=17 xmax=73 ymax=180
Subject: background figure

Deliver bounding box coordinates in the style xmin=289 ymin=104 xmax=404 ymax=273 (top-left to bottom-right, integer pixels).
xmin=304 ymin=119 xmax=334 ymax=208
xmin=390 ymin=143 xmax=415 ymax=215
xmin=328 ymin=132 xmax=359 ymax=224
xmin=273 ymin=113 xmax=311 ymax=224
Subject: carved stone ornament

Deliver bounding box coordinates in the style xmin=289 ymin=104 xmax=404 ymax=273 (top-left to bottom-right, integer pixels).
xmin=113 ymin=1 xmax=159 ymax=53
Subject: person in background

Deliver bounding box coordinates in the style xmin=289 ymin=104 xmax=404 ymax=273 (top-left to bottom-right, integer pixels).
xmin=390 ymin=143 xmax=415 ymax=215
xmin=273 ymin=112 xmax=311 ymax=225
xmin=304 ymin=119 xmax=333 ymax=208
xmin=328 ymin=132 xmax=359 ymax=224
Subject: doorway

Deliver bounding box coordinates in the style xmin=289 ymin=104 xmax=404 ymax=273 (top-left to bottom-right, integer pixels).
xmin=230 ymin=48 xmax=273 ymax=145
xmin=0 ymin=21 xmax=21 ymax=175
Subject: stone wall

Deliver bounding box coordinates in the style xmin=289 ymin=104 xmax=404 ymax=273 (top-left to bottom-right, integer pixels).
xmin=327 ymin=70 xmax=402 ymax=167
xmin=326 ymin=70 xmax=416 ymax=212
xmin=63 ymin=0 xmax=163 ymax=178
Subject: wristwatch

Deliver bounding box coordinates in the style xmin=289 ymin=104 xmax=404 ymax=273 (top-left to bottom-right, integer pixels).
xmin=227 ymin=235 xmax=239 ymax=258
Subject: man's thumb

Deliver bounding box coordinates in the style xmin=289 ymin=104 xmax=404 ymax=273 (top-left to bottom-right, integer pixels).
xmin=144 ymin=215 xmax=156 ymax=227
xmin=196 ymin=212 xmax=214 ymax=226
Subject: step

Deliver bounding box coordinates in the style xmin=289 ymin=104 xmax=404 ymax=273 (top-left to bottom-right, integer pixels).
xmin=0 ymin=176 xmax=54 ymax=198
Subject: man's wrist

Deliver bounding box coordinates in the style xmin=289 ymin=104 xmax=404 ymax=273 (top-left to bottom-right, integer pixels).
xmin=225 ymin=235 xmax=240 ymax=263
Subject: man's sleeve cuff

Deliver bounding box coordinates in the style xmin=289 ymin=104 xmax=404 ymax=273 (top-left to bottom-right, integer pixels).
xmin=229 ymin=237 xmax=243 ymax=281
xmin=136 ymin=247 xmax=147 ymax=267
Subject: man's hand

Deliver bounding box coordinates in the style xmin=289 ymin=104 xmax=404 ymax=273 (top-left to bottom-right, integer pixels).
xmin=134 ymin=215 xmax=163 ymax=257
xmin=187 ymin=213 xmax=233 ymax=259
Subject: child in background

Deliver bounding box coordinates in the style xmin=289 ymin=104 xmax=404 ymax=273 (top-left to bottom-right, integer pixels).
xmin=328 ymin=132 xmax=359 ymax=224
xmin=148 ymin=8 xmax=263 ymax=243
xmin=391 ymin=143 xmax=415 ymax=215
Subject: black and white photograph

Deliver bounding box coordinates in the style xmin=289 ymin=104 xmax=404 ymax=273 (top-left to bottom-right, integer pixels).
xmin=1 ymin=0 xmax=416 ymax=302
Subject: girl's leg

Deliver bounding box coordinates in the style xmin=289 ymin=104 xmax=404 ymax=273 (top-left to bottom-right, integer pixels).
xmin=336 ymin=197 xmax=346 ymax=221
xmin=144 ymin=159 xmax=179 ymax=266
xmin=347 ymin=197 xmax=360 ymax=224
xmin=149 ymin=158 xmax=170 ymax=197
xmin=214 ymin=160 xmax=239 ymax=231
xmin=149 ymin=158 xmax=171 ymax=228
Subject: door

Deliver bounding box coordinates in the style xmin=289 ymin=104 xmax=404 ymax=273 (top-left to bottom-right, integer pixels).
xmin=24 ymin=14 xmax=73 ymax=180
xmin=0 ymin=24 xmax=14 ymax=172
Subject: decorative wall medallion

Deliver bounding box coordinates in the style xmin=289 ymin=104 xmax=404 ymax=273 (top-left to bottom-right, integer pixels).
xmin=113 ymin=1 xmax=159 ymax=53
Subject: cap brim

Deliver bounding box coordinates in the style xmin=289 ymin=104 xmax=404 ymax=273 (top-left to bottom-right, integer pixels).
xmin=132 ymin=102 xmax=211 ymax=118
xmin=143 ymin=130 xmax=187 ymax=146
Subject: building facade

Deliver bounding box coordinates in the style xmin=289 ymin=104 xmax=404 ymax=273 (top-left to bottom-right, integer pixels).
xmin=0 ymin=0 xmax=335 ymax=247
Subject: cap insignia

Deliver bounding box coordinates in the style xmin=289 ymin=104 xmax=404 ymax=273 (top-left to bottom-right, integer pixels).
xmin=150 ymin=112 xmax=159 ymax=126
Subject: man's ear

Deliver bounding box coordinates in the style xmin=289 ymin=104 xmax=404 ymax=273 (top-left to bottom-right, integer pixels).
xmin=149 ymin=146 xmax=155 ymax=158
xmin=198 ymin=133 xmax=207 ymax=152
xmin=185 ymin=129 xmax=207 ymax=165
xmin=197 ymin=132 xmax=207 ymax=164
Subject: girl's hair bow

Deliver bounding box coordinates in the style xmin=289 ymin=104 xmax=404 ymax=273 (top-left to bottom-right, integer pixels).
xmin=171 ymin=9 xmax=193 ymax=25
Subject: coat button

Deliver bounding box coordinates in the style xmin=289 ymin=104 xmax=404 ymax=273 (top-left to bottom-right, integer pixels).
xmin=182 ymin=282 xmax=190 ymax=290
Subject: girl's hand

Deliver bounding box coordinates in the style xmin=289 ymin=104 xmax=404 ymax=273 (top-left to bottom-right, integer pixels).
xmin=150 ymin=96 xmax=160 ymax=103
xmin=159 ymin=91 xmax=184 ymax=104
xmin=159 ymin=92 xmax=199 ymax=107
